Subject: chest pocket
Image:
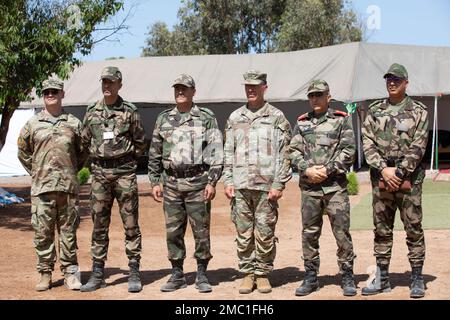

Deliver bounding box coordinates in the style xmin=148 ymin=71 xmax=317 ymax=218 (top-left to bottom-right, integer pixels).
xmin=114 ymin=117 xmax=131 ymax=136
xmin=396 ymin=117 xmax=416 ymax=141
xmin=88 ymin=119 xmax=104 ymax=141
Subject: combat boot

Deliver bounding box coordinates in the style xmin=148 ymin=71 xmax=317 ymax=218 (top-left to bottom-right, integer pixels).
xmin=35 ymin=272 xmax=52 ymax=292
xmin=195 ymin=260 xmax=212 ymax=293
xmin=80 ymin=261 xmax=106 ymax=292
xmin=295 ymin=270 xmax=319 ymax=296
xmin=160 ymin=260 xmax=187 ymax=292
xmin=410 ymin=266 xmax=425 ymax=298
xmin=239 ymin=273 xmax=255 ymax=294
xmin=341 ymin=263 xmax=357 ymax=296
xmin=361 ymin=264 xmax=391 ymax=295
xmin=256 ymin=275 xmax=272 ymax=293
xmin=64 ymin=265 xmax=82 ymax=290
xmin=128 ymin=260 xmax=142 ymax=293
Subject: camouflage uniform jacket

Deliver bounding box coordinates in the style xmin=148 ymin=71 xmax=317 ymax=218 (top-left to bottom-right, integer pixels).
xmin=81 ymin=96 xmax=146 ymax=160
xmin=148 ymin=104 xmax=223 ymax=191
xmin=17 ymin=110 xmax=86 ymax=196
xmin=289 ymin=108 xmax=355 ymax=195
xmin=362 ymin=96 xmax=428 ymax=183
xmin=223 ymin=102 xmax=292 ymax=191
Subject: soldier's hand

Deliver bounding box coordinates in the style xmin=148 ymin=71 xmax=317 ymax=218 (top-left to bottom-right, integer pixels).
xmin=152 ymin=185 xmax=163 ymax=202
xmin=305 ymin=166 xmax=328 ymax=183
xmin=381 ymin=167 xmax=402 ymax=190
xmin=224 ymin=186 xmax=235 ymax=199
xmin=204 ymin=184 xmax=216 ymax=201
xmin=268 ymin=189 xmax=282 ymax=201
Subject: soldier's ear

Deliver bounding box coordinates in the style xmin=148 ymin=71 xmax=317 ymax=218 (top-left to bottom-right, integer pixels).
xmin=119 ymin=82 xmax=123 ymax=90
xmin=61 ymin=90 xmax=65 ymax=99
xmin=192 ymin=88 xmax=196 ymax=96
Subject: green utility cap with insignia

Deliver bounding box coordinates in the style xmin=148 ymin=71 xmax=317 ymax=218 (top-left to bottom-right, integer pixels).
xmin=243 ymin=70 xmax=267 ymax=85
xmin=101 ymin=66 xmax=122 ymax=81
xmin=383 ymin=63 xmax=408 ymax=79
xmin=306 ymin=79 xmax=329 ymax=95
xmin=42 ymin=78 xmax=64 ymax=91
xmin=172 ymin=74 xmax=195 ymax=88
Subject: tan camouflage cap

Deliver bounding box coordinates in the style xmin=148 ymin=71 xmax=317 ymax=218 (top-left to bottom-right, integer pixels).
xmin=100 ymin=66 xmax=122 ymax=81
xmin=172 ymin=74 xmax=195 ymax=88
xmin=306 ymin=79 xmax=329 ymax=95
xmin=243 ymin=70 xmax=267 ymax=85
xmin=42 ymin=78 xmax=64 ymax=91
xmin=384 ymin=63 xmax=408 ymax=79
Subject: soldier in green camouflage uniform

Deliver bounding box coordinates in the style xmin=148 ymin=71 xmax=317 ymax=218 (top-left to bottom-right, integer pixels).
xmin=18 ymin=78 xmax=87 ymax=291
xmin=223 ymin=70 xmax=292 ymax=294
xmin=289 ymin=80 xmax=357 ymax=297
xmin=361 ymin=63 xmax=429 ymax=298
xmin=80 ymin=67 xmax=147 ymax=293
xmin=148 ymin=74 xmax=223 ymax=293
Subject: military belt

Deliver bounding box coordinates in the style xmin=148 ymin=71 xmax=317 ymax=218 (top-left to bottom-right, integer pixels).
xmin=164 ymin=165 xmax=209 ymax=178
xmin=93 ymin=154 xmax=135 ymax=168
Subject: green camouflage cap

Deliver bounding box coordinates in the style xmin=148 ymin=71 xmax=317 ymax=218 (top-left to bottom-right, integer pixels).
xmin=42 ymin=78 xmax=64 ymax=91
xmin=383 ymin=63 xmax=408 ymax=79
xmin=100 ymin=66 xmax=122 ymax=81
xmin=243 ymin=70 xmax=267 ymax=85
xmin=172 ymin=73 xmax=195 ymax=88
xmin=306 ymin=79 xmax=329 ymax=95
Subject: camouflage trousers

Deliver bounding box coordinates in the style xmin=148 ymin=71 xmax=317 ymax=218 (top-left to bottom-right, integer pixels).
xmin=231 ymin=189 xmax=278 ymax=276
xmin=371 ymin=181 xmax=425 ymax=267
xmin=90 ymin=169 xmax=142 ymax=263
xmin=162 ymin=185 xmax=212 ymax=262
xmin=301 ymin=189 xmax=355 ymax=272
xmin=31 ymin=192 xmax=79 ymax=273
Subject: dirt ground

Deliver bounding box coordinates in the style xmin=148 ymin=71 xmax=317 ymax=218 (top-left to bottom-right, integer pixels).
xmin=1 ymin=176 xmax=449 ymax=300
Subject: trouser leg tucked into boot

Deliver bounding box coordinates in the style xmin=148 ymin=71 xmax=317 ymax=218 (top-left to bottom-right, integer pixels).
xmin=64 ymin=265 xmax=81 ymax=290
xmin=295 ymin=270 xmax=319 ymax=296
xmin=128 ymin=260 xmax=142 ymax=293
xmin=36 ymin=272 xmax=52 ymax=292
xmin=80 ymin=261 xmax=106 ymax=292
xmin=361 ymin=264 xmax=391 ymax=295
xmin=161 ymin=260 xmax=187 ymax=292
xmin=410 ymin=266 xmax=425 ymax=298
xmin=195 ymin=259 xmax=212 ymax=293
xmin=341 ymin=263 xmax=357 ymax=296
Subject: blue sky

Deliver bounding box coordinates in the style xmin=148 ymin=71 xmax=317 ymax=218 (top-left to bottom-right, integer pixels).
xmin=82 ymin=0 xmax=450 ymax=61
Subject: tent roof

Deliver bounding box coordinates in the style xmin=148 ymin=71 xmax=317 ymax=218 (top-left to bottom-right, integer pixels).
xmin=21 ymin=42 xmax=450 ymax=107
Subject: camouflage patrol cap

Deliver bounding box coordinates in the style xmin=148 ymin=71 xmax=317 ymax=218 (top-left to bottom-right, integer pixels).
xmin=306 ymin=79 xmax=329 ymax=95
xmin=243 ymin=70 xmax=267 ymax=85
xmin=42 ymin=78 xmax=64 ymax=91
xmin=172 ymin=74 xmax=195 ymax=88
xmin=383 ymin=63 xmax=408 ymax=79
xmin=101 ymin=66 xmax=122 ymax=81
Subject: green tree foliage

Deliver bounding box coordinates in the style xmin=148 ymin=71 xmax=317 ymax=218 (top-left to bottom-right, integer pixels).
xmin=0 ymin=0 xmax=124 ymax=151
xmin=141 ymin=0 xmax=361 ymax=57
xmin=77 ymin=167 xmax=91 ymax=185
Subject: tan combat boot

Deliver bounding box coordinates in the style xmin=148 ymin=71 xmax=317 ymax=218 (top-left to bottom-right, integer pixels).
xmin=36 ymin=272 xmax=52 ymax=292
xmin=64 ymin=265 xmax=82 ymax=290
xmin=239 ymin=273 xmax=255 ymax=294
xmin=256 ymin=275 xmax=272 ymax=293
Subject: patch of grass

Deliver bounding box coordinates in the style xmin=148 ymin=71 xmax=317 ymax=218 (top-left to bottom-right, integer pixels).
xmin=350 ymin=180 xmax=450 ymax=230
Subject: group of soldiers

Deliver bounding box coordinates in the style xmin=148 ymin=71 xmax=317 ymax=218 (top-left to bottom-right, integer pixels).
xmin=17 ymin=62 xmax=428 ymax=298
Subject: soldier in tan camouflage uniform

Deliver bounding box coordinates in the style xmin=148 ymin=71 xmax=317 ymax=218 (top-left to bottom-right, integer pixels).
xmin=18 ymin=78 xmax=87 ymax=291
xmin=289 ymin=80 xmax=357 ymax=297
xmin=361 ymin=63 xmax=429 ymax=298
xmin=148 ymin=74 xmax=223 ymax=293
xmin=80 ymin=67 xmax=146 ymax=293
xmin=223 ymin=70 xmax=292 ymax=294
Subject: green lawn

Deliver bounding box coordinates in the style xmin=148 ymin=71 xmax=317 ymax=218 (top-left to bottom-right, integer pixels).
xmin=350 ymin=181 xmax=450 ymax=230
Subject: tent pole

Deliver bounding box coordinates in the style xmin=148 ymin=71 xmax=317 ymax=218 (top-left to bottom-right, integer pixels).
xmin=356 ymin=103 xmax=362 ymax=170
xmin=430 ymin=97 xmax=437 ymax=171
xmin=434 ymin=96 xmax=439 ymax=171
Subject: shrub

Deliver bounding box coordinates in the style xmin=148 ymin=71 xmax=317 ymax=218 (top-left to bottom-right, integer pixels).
xmin=78 ymin=167 xmax=91 ymax=185
xmin=347 ymin=171 xmax=359 ymax=195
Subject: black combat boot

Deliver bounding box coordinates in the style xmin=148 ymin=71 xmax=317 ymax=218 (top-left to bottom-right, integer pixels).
xmin=295 ymin=270 xmax=319 ymax=296
xmin=128 ymin=260 xmax=142 ymax=293
xmin=80 ymin=261 xmax=106 ymax=292
xmin=341 ymin=263 xmax=357 ymax=296
xmin=195 ymin=259 xmax=212 ymax=293
xmin=361 ymin=264 xmax=391 ymax=295
xmin=160 ymin=260 xmax=187 ymax=292
xmin=410 ymin=266 xmax=425 ymax=298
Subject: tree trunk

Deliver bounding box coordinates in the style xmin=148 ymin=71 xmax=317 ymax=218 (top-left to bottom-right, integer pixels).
xmin=0 ymin=97 xmax=20 ymax=153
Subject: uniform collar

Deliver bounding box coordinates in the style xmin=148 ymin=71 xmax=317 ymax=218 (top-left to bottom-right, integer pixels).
xmin=241 ymin=102 xmax=270 ymax=119
xmin=96 ymin=96 xmax=124 ymax=111
xmin=38 ymin=109 xmax=68 ymax=122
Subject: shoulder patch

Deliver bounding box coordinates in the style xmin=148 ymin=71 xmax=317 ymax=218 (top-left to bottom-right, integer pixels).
xmin=123 ymin=101 xmax=138 ymax=111
xmin=86 ymin=102 xmax=97 ymax=112
xmin=334 ymin=110 xmax=348 ymax=117
xmin=413 ymin=100 xmax=427 ymax=110
xmin=368 ymin=99 xmax=384 ymax=109
xmin=297 ymin=113 xmax=309 ymax=121
xmin=199 ymin=107 xmax=215 ymax=117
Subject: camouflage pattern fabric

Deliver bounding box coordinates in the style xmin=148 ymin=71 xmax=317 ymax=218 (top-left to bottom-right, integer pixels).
xmin=163 ymin=186 xmax=212 ymax=261
xmin=31 ymin=192 xmax=80 ymax=273
xmin=89 ymin=169 xmax=142 ymax=262
xmin=231 ymin=189 xmax=278 ymax=275
xmin=223 ymin=102 xmax=292 ymax=191
xmin=362 ymin=96 xmax=428 ymax=267
xmin=301 ymin=190 xmax=355 ymax=272
xmin=18 ymin=110 xmax=86 ymax=196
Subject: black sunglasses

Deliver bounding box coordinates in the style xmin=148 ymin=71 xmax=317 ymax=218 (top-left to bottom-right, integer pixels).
xmin=43 ymin=89 xmax=60 ymax=95
xmin=385 ymin=76 xmax=405 ymax=83
xmin=308 ymin=92 xmax=324 ymax=98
